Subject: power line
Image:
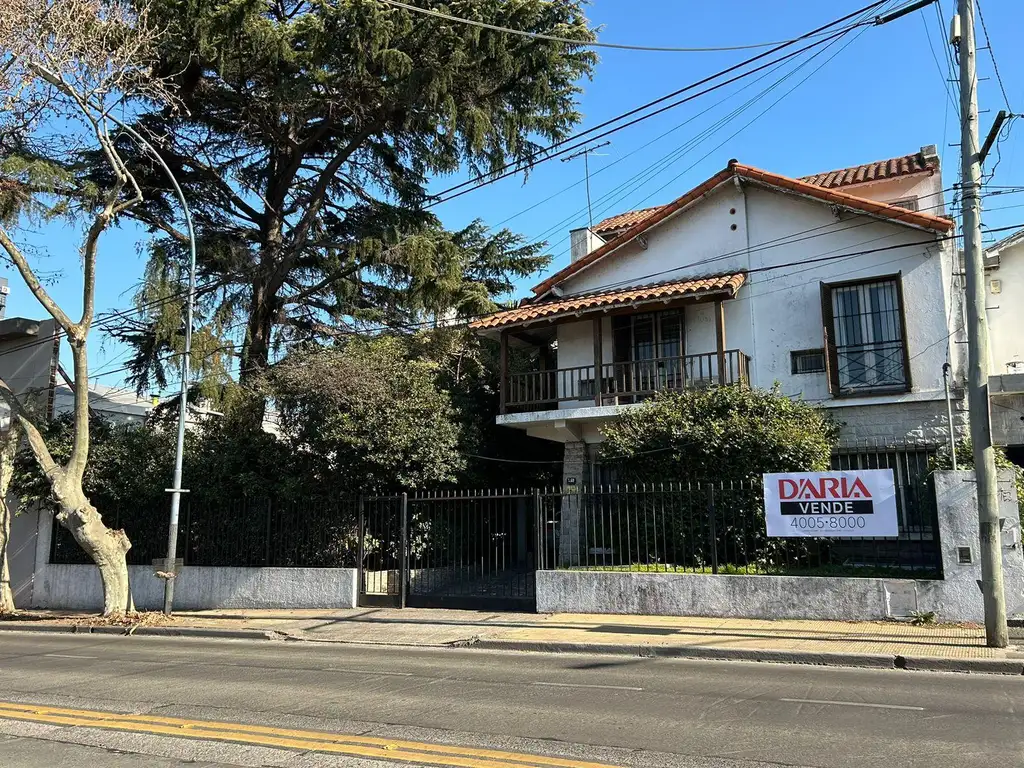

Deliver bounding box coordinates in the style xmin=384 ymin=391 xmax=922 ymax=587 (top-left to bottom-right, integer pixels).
xmin=974 ymin=0 xmax=1013 ymax=111
xmin=431 ymin=31 xmax=855 ymax=207
xmin=426 ymin=0 xmax=892 ymax=204
xmin=314 ymin=219 xmax=1024 ymax=339
xmin=379 ymin=0 xmax=872 ymax=53
xmin=554 ymin=17 xmax=878 ymax=253
xmin=522 ymin=40 xmax=840 ymax=250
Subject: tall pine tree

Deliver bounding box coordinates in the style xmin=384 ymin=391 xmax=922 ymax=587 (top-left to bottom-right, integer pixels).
xmin=99 ymin=0 xmax=596 ymax=418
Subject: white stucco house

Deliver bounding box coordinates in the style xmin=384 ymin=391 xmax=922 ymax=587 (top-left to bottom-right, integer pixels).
xmin=471 ymin=145 xmax=989 ymax=482
xmin=986 ymin=226 xmax=1024 ymax=462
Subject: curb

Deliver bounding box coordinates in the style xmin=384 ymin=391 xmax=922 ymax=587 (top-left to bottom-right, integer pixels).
xmin=2 ymin=623 xmax=1021 ymax=675
xmin=466 ymin=638 xmax=1024 ymax=675
xmin=0 ymin=623 xmax=278 ymax=641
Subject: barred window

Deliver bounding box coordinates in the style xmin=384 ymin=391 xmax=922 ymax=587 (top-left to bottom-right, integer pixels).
xmin=821 ymin=276 xmax=910 ymax=395
xmin=791 ymin=349 xmax=826 ymax=375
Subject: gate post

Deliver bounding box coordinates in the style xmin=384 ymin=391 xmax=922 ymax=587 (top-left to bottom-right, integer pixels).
xmin=533 ymin=489 xmax=544 ymax=571
xmin=399 ymin=492 xmax=409 ymax=609
xmin=707 ymin=485 xmax=719 ymax=575
xmin=356 ymin=495 xmax=365 ymax=599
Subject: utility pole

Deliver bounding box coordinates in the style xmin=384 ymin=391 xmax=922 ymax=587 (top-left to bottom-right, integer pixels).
xmin=956 ymin=0 xmax=1007 ymax=647
xmin=560 ymin=141 xmax=610 ymax=230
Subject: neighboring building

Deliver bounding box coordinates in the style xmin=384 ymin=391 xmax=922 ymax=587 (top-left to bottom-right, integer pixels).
xmin=471 ymin=146 xmax=975 ymax=482
xmin=985 ymin=227 xmax=1024 ymax=457
xmin=52 ymin=381 xmax=154 ymax=424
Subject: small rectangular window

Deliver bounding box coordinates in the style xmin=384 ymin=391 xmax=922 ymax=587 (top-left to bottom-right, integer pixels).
xmin=791 ymin=349 xmax=826 ymax=375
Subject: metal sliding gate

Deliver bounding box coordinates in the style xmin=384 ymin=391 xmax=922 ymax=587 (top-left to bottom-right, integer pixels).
xmin=358 ymin=491 xmax=538 ymax=611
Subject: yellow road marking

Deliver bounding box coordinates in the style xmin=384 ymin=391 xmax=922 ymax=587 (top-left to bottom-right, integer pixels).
xmin=0 ymin=701 xmax=622 ymax=768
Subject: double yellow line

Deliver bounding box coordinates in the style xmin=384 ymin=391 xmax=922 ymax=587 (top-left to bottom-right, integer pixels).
xmin=0 ymin=700 xmax=622 ymax=768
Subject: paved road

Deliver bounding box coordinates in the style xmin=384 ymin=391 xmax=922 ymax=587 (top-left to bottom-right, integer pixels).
xmin=0 ymin=632 xmax=1021 ymax=768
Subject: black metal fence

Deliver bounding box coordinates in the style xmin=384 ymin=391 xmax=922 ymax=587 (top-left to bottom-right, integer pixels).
xmin=50 ymin=497 xmax=360 ymax=568
xmin=360 ymin=491 xmax=536 ymax=610
xmin=537 ymin=479 xmax=941 ymax=578
xmin=50 ymin=443 xmax=943 ymax=583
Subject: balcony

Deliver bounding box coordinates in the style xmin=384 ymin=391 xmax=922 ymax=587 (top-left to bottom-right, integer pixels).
xmin=501 ymin=350 xmax=751 ymax=414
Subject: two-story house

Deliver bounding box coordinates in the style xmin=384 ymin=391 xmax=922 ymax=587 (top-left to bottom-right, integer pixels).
xmin=986 ymin=226 xmax=1024 ymax=462
xmin=471 ymin=146 xmax=970 ymax=484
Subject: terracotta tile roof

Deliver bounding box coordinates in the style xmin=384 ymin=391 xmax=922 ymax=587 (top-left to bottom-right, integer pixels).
xmin=469 ymin=273 xmax=746 ymax=331
xmin=799 ymin=151 xmax=937 ymax=189
xmin=591 ymin=150 xmax=936 ymax=239
xmin=531 ymin=161 xmax=953 ymax=297
xmin=593 ymin=206 xmax=666 ymax=236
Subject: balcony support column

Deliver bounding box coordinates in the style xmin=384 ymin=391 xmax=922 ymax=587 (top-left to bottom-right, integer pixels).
xmin=715 ymin=300 xmax=727 ymax=385
xmin=592 ymin=317 xmax=603 ymax=406
xmin=499 ymin=330 xmax=509 ymax=414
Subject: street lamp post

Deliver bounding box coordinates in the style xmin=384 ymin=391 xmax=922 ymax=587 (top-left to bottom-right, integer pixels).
xmin=110 ymin=121 xmax=197 ymax=615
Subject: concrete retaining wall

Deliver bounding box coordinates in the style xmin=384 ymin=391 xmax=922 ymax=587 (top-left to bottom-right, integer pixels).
xmin=537 ymin=470 xmax=1024 ymax=623
xmin=34 ymin=565 xmax=358 ymax=612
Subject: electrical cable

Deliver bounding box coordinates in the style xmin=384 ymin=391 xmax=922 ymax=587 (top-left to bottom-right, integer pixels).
xmin=379 ymin=0 xmax=876 ymax=53
xmin=425 ymin=0 xmax=892 ymax=204
xmin=549 ymin=19 xmax=880 ymax=254
xmin=974 ymin=0 xmax=1014 ymax=112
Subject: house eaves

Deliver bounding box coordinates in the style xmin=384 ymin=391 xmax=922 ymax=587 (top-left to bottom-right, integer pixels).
xmin=530 ymin=160 xmax=954 ymax=298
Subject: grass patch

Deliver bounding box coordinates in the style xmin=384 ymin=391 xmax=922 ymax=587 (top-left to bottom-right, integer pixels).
xmin=567 ymin=563 xmax=941 ymax=579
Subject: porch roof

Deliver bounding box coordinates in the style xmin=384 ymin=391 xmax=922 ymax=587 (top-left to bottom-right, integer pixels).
xmin=469 ymin=272 xmax=745 ymax=331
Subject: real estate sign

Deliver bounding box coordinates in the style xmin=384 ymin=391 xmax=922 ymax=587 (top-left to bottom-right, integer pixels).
xmin=763 ymin=470 xmax=898 ymax=537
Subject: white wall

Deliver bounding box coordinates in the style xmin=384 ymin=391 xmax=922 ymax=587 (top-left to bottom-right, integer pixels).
xmin=34 ymin=564 xmax=359 ymax=611
xmin=986 ymin=239 xmax=1024 ymax=375
xmin=744 ymin=185 xmax=952 ymax=406
xmin=562 ymin=183 xmax=750 ymax=294
xmin=836 ymin=172 xmax=945 ymax=214
xmin=549 ymin=180 xmax=952 ymax=412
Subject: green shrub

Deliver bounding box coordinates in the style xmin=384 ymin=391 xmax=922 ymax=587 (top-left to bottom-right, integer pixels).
xmin=596 ymin=385 xmax=840 ymax=572
xmin=600 ymin=384 xmax=840 ymax=483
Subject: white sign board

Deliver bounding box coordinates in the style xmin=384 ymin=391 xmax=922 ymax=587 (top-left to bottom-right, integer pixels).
xmin=763 ymin=470 xmax=898 ymax=537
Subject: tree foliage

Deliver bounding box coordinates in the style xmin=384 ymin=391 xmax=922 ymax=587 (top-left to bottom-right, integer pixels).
xmin=601 ymin=385 xmax=841 ymax=483
xmin=267 ymin=336 xmax=465 ymax=490
xmin=100 ymin=0 xmax=596 ymax=413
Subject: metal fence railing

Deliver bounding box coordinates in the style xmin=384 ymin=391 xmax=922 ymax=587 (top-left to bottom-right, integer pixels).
xmin=50 ymin=497 xmax=361 ymax=568
xmin=50 ymin=442 xmax=944 ymax=581
xmin=536 ymin=479 xmax=941 ymax=578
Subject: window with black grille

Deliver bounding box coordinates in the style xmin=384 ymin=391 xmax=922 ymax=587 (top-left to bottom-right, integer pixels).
xmin=790 ymin=349 xmax=826 ymax=375
xmin=821 ymin=275 xmax=910 ymax=395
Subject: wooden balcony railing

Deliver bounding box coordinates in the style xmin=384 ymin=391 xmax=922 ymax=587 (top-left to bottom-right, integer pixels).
xmin=503 ymin=350 xmax=751 ymax=413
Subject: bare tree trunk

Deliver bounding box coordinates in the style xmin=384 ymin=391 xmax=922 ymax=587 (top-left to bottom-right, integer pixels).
xmin=54 ymin=496 xmax=133 ymax=615
xmin=0 ymin=424 xmax=20 ymax=613
xmin=0 ymin=511 xmax=14 ymax=614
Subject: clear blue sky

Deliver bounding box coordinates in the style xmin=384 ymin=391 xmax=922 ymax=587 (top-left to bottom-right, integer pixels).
xmin=7 ymin=0 xmax=1022 ymax=394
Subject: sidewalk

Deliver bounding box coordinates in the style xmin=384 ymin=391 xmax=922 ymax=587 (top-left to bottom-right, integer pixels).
xmin=3 ymin=607 xmax=1023 ymax=672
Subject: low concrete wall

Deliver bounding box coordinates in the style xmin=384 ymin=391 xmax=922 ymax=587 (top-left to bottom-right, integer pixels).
xmin=537 ymin=470 xmax=1024 ymax=623
xmin=538 ymin=570 xmax=912 ymax=620
xmin=35 ymin=565 xmax=358 ymax=612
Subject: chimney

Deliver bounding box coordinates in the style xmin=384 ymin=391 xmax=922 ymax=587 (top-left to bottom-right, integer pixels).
xmin=569 ymin=227 xmax=606 ymax=263
xmin=920 ymin=144 xmax=939 ymax=168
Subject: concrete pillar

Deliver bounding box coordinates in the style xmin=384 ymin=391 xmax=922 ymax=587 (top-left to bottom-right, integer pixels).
xmin=930 ymin=469 xmax=1024 ymax=621
xmin=559 ymin=441 xmax=587 ymax=566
